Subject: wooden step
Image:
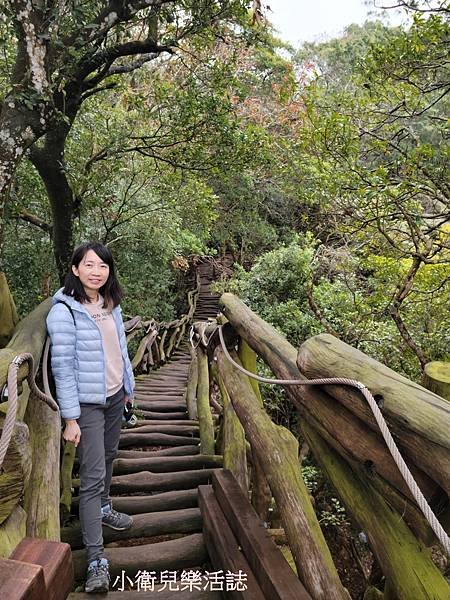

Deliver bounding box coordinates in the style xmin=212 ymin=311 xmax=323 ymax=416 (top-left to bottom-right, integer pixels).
xmin=0 ymin=559 xmax=46 ymax=600
xmin=116 ymin=446 xmax=200 ymax=458
xmin=118 ymin=432 xmax=199 ymax=448
xmin=120 ymin=424 xmax=199 ymax=437
xmin=72 ymin=532 xmax=207 ymax=581
xmin=113 ymin=454 xmax=222 ymax=475
xmin=106 ymin=468 xmax=218 ymax=494
xmin=135 ymin=400 xmax=187 ymax=411
xmin=72 ymin=489 xmax=199 ymax=514
xmin=62 ymin=508 xmax=202 ymax=549
xmin=212 ymin=470 xmax=311 ymax=600
xmin=134 ymin=419 xmax=199 ymax=427
xmin=137 ymin=410 xmax=189 ymax=420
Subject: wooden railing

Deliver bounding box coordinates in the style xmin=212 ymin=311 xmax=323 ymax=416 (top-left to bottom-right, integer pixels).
xmin=190 ymin=292 xmax=449 ymax=600
xmin=126 ymin=275 xmax=200 ymax=372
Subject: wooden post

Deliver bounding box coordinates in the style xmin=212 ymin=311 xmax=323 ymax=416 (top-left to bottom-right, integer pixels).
xmin=238 ymin=339 xmax=271 ymax=521
xmin=23 ymin=390 xmax=60 ymax=540
xmin=302 ymin=423 xmax=449 ymax=599
xmin=196 ymin=348 xmax=215 ymax=454
xmin=60 ymin=441 xmax=76 ymax=521
xmin=0 ymin=506 xmax=27 ymax=557
xmin=216 ymin=347 xmax=349 ymax=600
xmin=0 ymin=421 xmax=31 ymax=525
xmin=422 ymin=361 xmax=450 ymax=401
xmin=185 ymin=346 xmax=198 ymax=420
xmin=0 ymin=272 xmax=19 ymax=347
xmin=213 ymin=363 xmax=248 ymax=492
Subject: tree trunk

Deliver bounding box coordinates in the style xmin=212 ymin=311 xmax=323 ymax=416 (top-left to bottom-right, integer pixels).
xmin=186 ymin=346 xmax=199 ymax=419
xmin=0 ymin=420 xmax=31 ymax=526
xmin=30 ymin=124 xmax=78 ymax=283
xmin=216 ymin=347 xmax=349 ymax=600
xmin=0 ymin=505 xmax=27 ymax=558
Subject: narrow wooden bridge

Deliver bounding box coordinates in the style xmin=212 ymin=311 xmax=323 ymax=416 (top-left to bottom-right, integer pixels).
xmin=0 ymin=258 xmax=448 ymax=599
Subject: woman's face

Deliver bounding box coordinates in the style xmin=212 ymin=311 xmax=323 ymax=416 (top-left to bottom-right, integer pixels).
xmin=72 ymin=249 xmax=110 ymax=297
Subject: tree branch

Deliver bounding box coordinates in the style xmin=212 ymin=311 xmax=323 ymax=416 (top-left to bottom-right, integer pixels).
xmin=15 ymin=208 xmax=52 ymax=234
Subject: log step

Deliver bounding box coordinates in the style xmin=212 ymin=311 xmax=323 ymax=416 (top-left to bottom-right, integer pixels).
xmin=107 ymin=468 xmax=219 ymax=494
xmin=118 ymin=432 xmax=200 ymax=448
xmin=71 ymin=489 xmax=199 ymax=514
xmin=135 ymin=401 xmax=187 ymax=411
xmin=116 ymin=446 xmax=200 ymax=458
xmin=120 ymin=424 xmax=199 ymax=436
xmin=113 ymin=454 xmax=223 ymax=475
xmin=135 ymin=419 xmax=199 ymax=426
xmin=72 ymin=533 xmax=207 ymax=581
xmin=62 ymin=508 xmax=203 ymax=549
xmin=137 ymin=410 xmax=189 ymax=420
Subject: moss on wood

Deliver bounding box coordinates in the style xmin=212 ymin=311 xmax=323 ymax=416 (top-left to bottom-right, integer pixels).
xmin=196 ymin=348 xmax=215 ymax=454
xmin=302 ymin=423 xmax=449 ymax=600
xmin=216 ymin=346 xmax=349 ymax=600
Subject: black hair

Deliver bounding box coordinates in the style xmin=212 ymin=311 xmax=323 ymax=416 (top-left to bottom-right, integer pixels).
xmin=63 ymin=241 xmax=123 ymax=308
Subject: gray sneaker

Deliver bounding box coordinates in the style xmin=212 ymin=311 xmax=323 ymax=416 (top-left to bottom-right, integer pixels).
xmin=101 ymin=504 xmax=133 ymax=531
xmin=85 ymin=557 xmax=110 ymax=593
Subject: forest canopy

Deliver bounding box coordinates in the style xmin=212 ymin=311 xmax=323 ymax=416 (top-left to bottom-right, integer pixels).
xmin=0 ymin=0 xmax=448 ymax=379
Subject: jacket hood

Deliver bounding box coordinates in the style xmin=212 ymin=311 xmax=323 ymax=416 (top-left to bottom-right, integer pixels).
xmin=52 ymin=287 xmax=121 ymax=314
xmin=52 ymin=288 xmax=86 ymax=312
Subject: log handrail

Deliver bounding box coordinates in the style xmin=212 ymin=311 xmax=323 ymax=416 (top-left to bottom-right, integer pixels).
xmin=127 ymin=272 xmax=201 ymax=372
xmin=190 ymin=292 xmax=449 ymax=599
xmin=216 ymin=325 xmax=450 ymax=554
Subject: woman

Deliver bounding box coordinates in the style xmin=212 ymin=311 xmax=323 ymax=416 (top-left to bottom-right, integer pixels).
xmin=47 ymin=241 xmax=135 ymax=594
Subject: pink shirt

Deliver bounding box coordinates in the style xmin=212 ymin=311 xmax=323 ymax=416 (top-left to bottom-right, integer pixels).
xmin=84 ymin=294 xmax=124 ymax=396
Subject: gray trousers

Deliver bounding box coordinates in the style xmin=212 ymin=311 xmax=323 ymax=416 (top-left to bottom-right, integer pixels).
xmin=77 ymin=387 xmax=125 ymax=562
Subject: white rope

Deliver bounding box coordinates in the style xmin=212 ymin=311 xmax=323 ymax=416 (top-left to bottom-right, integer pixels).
xmin=209 ymin=326 xmax=450 ymax=555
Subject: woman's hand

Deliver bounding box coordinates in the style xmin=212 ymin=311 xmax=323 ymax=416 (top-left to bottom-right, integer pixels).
xmin=64 ymin=419 xmax=81 ymax=446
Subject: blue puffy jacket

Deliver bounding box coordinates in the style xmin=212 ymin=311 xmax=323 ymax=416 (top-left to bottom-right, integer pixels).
xmin=46 ymin=288 xmax=135 ymax=420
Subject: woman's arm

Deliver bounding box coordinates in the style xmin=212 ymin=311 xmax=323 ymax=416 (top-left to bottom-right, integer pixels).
xmin=46 ymin=303 xmax=80 ymax=420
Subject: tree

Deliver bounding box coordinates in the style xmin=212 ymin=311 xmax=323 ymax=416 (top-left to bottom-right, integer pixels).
xmin=0 ymin=0 xmax=253 ymax=341
xmin=291 ymin=14 xmax=449 ymax=370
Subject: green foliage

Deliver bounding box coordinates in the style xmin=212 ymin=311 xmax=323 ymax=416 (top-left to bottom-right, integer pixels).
xmin=219 ymin=233 xmax=449 ymax=380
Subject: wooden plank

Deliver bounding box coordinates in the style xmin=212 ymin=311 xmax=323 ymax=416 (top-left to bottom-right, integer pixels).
xmin=212 ymin=470 xmax=311 ymax=600
xmin=0 ymin=558 xmax=46 ymax=600
xmin=198 ymin=485 xmax=265 ymax=600
xmin=10 ymin=538 xmax=74 ymax=600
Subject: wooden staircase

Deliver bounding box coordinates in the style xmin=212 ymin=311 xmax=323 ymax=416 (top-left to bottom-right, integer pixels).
xmin=66 ymin=261 xmax=224 ymax=597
